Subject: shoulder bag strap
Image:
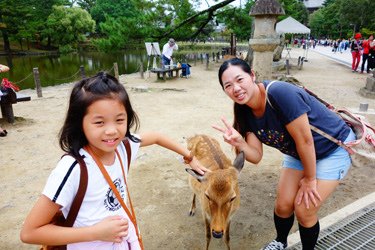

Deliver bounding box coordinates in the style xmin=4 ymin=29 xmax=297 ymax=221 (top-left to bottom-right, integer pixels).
xmin=84 ymin=145 xmax=144 ymax=250
xmin=264 ymin=80 xmax=278 ymax=109
xmin=265 ymin=82 xmax=353 ymax=153
xmin=65 ymin=155 xmax=88 ymax=227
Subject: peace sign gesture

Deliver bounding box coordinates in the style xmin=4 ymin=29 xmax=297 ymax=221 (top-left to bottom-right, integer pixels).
xmin=212 ymin=117 xmax=244 ymax=148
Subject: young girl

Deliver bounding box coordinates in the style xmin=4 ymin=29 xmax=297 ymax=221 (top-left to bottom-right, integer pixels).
xmin=20 ymin=72 xmax=208 ymax=249
xmin=213 ymin=58 xmax=355 ymax=250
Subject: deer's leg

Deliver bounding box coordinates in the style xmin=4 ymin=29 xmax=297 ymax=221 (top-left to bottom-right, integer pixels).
xmin=225 ymin=223 xmax=230 ymax=250
xmin=205 ymin=217 xmax=211 ymax=250
xmin=189 ymin=194 xmax=196 ymax=216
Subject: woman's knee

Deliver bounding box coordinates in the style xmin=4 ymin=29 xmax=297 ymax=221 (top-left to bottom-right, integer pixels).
xmin=274 ymin=198 xmax=294 ymax=216
xmin=294 ymin=202 xmax=320 ymax=227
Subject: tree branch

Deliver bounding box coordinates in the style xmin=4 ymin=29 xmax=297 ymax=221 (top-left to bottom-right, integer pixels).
xmin=153 ymin=0 xmax=235 ymax=39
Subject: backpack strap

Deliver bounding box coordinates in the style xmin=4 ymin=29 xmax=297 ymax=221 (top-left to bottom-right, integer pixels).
xmin=123 ymin=138 xmax=132 ymax=171
xmin=65 ymin=155 xmax=88 ymax=227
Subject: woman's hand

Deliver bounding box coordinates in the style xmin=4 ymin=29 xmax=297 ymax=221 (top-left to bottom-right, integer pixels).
xmin=212 ymin=117 xmax=245 ymax=148
xmin=92 ymin=216 xmax=129 ymax=243
xmin=296 ymin=177 xmax=322 ymax=209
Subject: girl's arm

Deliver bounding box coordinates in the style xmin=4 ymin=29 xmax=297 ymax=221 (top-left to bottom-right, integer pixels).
xmin=20 ymin=195 xmax=129 ymax=245
xmin=285 ymin=113 xmax=322 ymax=209
xmin=212 ymin=117 xmax=263 ymax=164
xmin=139 ymin=131 xmax=210 ymax=175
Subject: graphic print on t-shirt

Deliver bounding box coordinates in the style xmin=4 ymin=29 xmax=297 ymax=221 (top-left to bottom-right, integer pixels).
xmin=104 ymin=178 xmax=125 ymax=211
xmin=256 ymin=129 xmax=298 ymax=158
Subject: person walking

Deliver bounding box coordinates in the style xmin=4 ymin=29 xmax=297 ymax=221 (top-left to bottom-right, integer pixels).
xmin=360 ymin=34 xmax=374 ymax=73
xmin=213 ymin=58 xmax=356 ymax=250
xmin=351 ymin=33 xmax=362 ymax=72
xmin=367 ymin=34 xmax=375 ymax=72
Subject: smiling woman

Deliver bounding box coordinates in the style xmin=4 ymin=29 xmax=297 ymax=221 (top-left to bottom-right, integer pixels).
xmin=214 ymin=58 xmax=357 ymax=250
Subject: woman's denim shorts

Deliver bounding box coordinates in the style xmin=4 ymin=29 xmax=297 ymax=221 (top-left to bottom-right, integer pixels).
xmin=282 ymin=129 xmax=356 ymax=180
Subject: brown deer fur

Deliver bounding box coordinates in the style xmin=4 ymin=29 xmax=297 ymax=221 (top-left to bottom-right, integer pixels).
xmin=186 ymin=135 xmax=244 ymax=250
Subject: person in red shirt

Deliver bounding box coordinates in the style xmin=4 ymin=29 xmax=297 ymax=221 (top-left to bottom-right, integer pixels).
xmin=367 ymin=34 xmax=375 ymax=72
xmin=360 ymin=34 xmax=374 ymax=73
xmin=350 ymin=33 xmax=362 ymax=72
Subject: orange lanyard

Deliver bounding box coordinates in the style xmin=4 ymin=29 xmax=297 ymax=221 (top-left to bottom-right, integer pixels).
xmin=85 ymin=146 xmax=144 ymax=250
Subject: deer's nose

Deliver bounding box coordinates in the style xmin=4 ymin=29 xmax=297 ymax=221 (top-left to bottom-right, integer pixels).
xmin=212 ymin=230 xmax=223 ymax=238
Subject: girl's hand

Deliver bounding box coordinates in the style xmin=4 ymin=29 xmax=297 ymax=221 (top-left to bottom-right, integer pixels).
xmin=296 ymin=178 xmax=322 ymax=209
xmin=92 ymin=216 xmax=129 ymax=243
xmin=188 ymin=157 xmax=210 ymax=176
xmin=212 ymin=117 xmax=245 ymax=148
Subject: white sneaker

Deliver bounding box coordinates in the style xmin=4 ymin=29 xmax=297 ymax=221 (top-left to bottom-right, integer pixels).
xmin=262 ymin=240 xmax=287 ymax=250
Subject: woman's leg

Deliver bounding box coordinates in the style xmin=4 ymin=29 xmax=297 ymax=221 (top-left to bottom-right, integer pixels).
xmin=294 ymin=179 xmax=339 ymax=249
xmin=275 ymin=168 xmax=303 ymax=217
xmin=354 ymin=52 xmax=361 ymax=71
xmin=352 ymin=52 xmax=357 ymax=70
xmin=361 ymin=54 xmax=368 ymax=72
xmin=271 ymin=168 xmax=303 ymax=247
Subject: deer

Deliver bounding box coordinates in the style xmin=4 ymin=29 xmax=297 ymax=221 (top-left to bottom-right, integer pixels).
xmin=185 ymin=135 xmax=245 ymax=250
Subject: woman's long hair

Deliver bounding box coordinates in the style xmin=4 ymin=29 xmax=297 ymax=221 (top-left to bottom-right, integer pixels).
xmin=218 ymin=58 xmax=253 ymax=139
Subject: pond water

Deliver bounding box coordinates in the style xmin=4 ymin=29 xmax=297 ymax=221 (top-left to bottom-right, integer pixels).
xmin=0 ymin=43 xmax=241 ymax=89
xmin=0 ymin=50 xmax=158 ymax=89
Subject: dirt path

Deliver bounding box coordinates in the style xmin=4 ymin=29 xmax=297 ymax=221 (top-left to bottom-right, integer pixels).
xmin=0 ymin=47 xmax=374 ymax=249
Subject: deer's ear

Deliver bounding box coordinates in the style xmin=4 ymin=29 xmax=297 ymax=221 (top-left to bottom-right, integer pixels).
xmin=233 ymin=151 xmax=245 ymax=173
xmin=185 ymin=168 xmax=206 ymax=182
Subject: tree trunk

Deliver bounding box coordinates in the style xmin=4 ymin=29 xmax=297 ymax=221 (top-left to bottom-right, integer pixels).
xmin=0 ymin=12 xmax=11 ymax=54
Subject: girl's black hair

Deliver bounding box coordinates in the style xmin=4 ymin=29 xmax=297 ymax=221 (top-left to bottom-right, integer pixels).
xmin=59 ymin=72 xmax=140 ymax=158
xmin=218 ymin=58 xmax=253 ymax=141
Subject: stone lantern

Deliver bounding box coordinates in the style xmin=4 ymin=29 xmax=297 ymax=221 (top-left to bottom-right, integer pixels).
xmin=249 ymin=0 xmax=284 ymax=81
xmin=359 ymin=72 xmax=375 ymax=99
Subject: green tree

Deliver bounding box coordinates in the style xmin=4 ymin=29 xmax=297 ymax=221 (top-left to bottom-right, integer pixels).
xmin=309 ymin=0 xmax=375 ymax=39
xmin=279 ymin=0 xmax=309 ymax=24
xmin=46 ymin=6 xmax=95 ymax=48
xmin=216 ymin=1 xmax=254 ymax=41
xmin=0 ymin=0 xmax=39 ymax=52
xmin=92 ymin=0 xmax=151 ymax=51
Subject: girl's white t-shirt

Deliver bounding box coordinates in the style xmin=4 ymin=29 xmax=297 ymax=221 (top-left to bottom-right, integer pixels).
xmin=43 ymin=139 xmax=141 ymax=250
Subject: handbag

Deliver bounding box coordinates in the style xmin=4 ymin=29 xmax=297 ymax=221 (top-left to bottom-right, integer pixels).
xmin=265 ymin=81 xmax=375 ymax=167
xmin=41 ymin=156 xmax=88 ymax=250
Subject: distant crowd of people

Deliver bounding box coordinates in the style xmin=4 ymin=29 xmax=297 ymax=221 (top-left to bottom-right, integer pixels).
xmin=317 ymin=34 xmax=375 ymax=73
xmin=287 ymin=35 xmax=375 ymax=74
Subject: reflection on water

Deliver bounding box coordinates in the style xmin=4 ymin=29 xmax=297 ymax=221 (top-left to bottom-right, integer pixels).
xmin=0 ymin=50 xmax=156 ymax=89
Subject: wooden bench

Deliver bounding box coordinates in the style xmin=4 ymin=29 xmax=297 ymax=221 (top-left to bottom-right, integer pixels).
xmin=0 ymin=91 xmax=31 ymax=123
xmin=150 ymin=67 xmax=181 ymax=81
